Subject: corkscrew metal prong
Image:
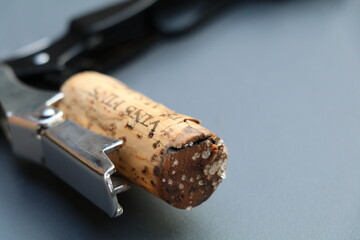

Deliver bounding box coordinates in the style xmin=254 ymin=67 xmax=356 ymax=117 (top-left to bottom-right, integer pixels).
xmin=0 ymin=64 xmax=130 ymax=217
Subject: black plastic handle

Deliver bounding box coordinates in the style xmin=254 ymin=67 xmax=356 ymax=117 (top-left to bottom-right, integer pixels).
xmin=69 ymin=0 xmax=157 ymax=46
xmin=6 ymin=0 xmax=158 ymax=89
xmin=5 ymin=0 xmax=237 ymax=89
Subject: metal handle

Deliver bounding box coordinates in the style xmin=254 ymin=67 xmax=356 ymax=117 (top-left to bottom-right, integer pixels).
xmin=0 ymin=65 xmax=130 ymax=217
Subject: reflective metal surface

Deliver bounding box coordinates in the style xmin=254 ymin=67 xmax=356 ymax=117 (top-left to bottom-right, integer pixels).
xmin=0 ymin=65 xmax=129 ymax=217
xmin=0 ymin=65 xmax=56 ymax=163
xmin=43 ymin=120 xmax=129 ymax=217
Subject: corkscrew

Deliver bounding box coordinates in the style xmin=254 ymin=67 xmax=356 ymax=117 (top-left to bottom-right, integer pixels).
xmin=0 ymin=0 xmax=234 ymax=217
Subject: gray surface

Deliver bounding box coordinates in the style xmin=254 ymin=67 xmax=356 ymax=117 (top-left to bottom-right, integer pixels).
xmin=1 ymin=0 xmax=360 ymax=239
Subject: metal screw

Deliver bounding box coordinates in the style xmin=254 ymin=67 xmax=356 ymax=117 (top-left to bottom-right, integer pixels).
xmin=33 ymin=52 xmax=50 ymax=65
xmin=40 ymin=108 xmax=56 ymax=119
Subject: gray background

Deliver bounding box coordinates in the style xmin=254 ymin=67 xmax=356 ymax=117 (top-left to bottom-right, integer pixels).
xmin=1 ymin=0 xmax=360 ymax=239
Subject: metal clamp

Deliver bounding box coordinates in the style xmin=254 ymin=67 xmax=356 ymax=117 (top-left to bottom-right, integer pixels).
xmin=0 ymin=65 xmax=129 ymax=217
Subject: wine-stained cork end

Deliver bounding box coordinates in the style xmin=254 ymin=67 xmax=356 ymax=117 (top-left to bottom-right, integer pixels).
xmin=160 ymin=135 xmax=228 ymax=209
xmin=58 ymin=71 xmax=228 ymax=210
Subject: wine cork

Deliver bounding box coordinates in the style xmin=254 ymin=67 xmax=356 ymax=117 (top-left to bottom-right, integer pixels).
xmin=57 ymin=72 xmax=228 ymax=209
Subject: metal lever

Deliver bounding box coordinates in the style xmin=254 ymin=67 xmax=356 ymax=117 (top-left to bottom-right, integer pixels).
xmin=0 ymin=64 xmax=129 ymax=217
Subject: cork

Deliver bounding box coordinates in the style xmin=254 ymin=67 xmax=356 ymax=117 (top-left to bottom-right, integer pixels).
xmin=57 ymin=72 xmax=228 ymax=209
